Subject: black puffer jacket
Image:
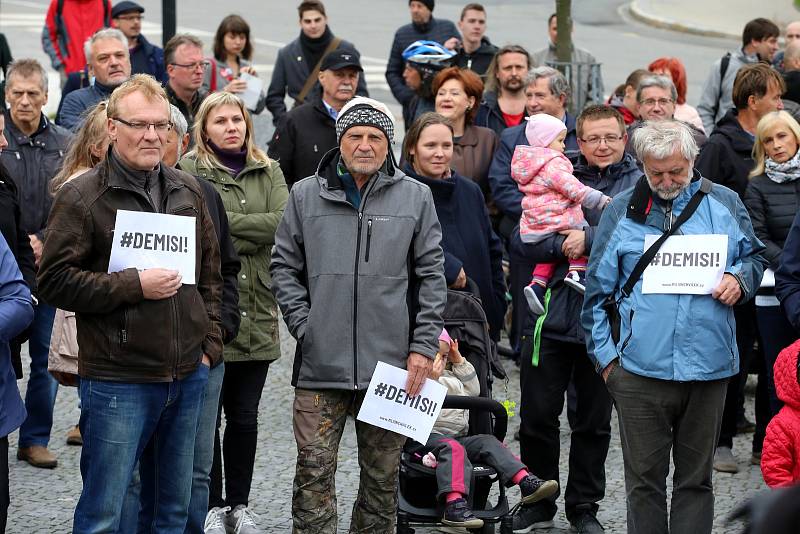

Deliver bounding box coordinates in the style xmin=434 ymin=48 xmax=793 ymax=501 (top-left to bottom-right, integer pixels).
xmin=695 ymin=109 xmax=754 ymax=199
xmin=744 ymin=172 xmax=800 ymax=269
xmin=454 ymin=37 xmax=498 ymax=79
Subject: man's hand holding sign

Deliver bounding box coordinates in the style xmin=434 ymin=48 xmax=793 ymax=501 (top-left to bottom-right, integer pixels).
xmin=712 ymin=274 xmax=742 ymax=306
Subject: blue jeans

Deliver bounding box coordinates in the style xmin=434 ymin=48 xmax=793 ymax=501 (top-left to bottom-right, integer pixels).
xmin=18 ymin=303 xmax=58 ymax=448
xmin=73 ymin=363 xmax=209 ymax=534
xmin=186 ymin=362 xmax=225 ymax=532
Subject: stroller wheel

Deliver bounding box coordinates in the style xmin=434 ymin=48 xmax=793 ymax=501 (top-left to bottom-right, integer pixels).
xmin=468 ymin=523 xmax=495 ymax=533
xmin=500 ymin=515 xmax=514 ymax=534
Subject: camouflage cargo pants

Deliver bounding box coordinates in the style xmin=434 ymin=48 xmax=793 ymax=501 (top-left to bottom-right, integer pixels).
xmin=292 ymin=388 xmax=407 ymax=533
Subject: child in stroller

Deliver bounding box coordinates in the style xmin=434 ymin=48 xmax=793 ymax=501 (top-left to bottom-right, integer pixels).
xmin=424 ymin=329 xmax=558 ymax=529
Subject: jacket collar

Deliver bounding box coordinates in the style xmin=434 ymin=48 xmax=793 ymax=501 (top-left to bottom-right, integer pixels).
xmin=457 ymin=125 xmax=480 ymax=147
xmin=100 ymin=147 xmax=184 ymax=195
xmin=3 ymin=109 xmax=49 ymax=142
xmin=626 ymin=171 xmax=711 ymax=224
xmin=315 ymin=148 xmax=403 ymax=204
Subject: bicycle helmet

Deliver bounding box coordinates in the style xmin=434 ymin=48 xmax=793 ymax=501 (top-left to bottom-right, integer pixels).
xmin=402 ymin=40 xmax=456 ymax=70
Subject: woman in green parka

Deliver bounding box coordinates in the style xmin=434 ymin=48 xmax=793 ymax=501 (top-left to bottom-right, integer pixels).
xmin=180 ymin=91 xmax=287 ymax=531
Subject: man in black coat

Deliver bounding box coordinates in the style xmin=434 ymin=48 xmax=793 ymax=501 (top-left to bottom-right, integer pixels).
xmin=696 ymin=63 xmax=784 ymax=475
xmin=269 ymin=48 xmax=362 ymax=188
xmin=266 ymin=0 xmax=367 ymax=127
xmin=385 ymin=0 xmax=459 ymax=121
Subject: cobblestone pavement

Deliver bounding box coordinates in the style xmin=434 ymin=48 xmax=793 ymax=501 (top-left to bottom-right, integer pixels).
xmin=8 ymin=320 xmax=766 ymax=533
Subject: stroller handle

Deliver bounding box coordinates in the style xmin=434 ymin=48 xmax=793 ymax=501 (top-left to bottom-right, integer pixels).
xmin=442 ymin=394 xmax=508 ymax=442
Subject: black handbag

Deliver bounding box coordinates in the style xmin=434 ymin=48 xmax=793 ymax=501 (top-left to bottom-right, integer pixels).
xmin=604 ymin=179 xmax=710 ymax=344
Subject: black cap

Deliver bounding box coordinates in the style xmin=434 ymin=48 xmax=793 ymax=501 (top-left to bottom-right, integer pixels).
xmin=111 ymin=1 xmax=144 ymax=18
xmin=321 ymin=48 xmax=363 ymax=72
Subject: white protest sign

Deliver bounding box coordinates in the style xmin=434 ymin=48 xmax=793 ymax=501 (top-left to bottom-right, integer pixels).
xmin=238 ymin=72 xmax=264 ymax=111
xmin=108 ymin=210 xmax=196 ymax=284
xmin=641 ymin=234 xmax=728 ymax=295
xmin=357 ymin=361 xmax=448 ymax=444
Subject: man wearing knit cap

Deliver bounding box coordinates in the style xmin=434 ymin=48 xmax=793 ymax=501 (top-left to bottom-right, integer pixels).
xmin=386 ymin=1 xmax=459 ymax=124
xmin=271 ymin=96 xmax=447 ymax=533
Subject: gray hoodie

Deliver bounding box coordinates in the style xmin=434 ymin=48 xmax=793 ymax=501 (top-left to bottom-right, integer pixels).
xmin=696 ymin=48 xmax=760 ymax=134
xmin=270 ymin=149 xmax=447 ymax=390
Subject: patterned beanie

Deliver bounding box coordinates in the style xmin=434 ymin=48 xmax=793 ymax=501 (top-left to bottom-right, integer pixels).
xmin=336 ymin=97 xmax=396 ymax=144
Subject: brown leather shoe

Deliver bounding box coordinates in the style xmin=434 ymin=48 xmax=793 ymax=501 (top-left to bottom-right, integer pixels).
xmin=66 ymin=426 xmax=82 ymax=446
xmin=17 ymin=446 xmax=58 ymax=468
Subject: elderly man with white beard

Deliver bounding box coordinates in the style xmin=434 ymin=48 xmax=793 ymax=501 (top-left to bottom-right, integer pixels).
xmin=581 ymin=120 xmax=766 ymax=534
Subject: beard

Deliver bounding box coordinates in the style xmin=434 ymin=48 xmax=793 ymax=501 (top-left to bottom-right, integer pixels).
xmin=646 ymin=175 xmax=689 ymax=200
xmin=501 ymin=77 xmax=523 ymax=92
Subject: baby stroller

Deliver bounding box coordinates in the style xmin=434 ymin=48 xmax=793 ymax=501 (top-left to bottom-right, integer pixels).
xmin=397 ymin=280 xmax=514 ymax=533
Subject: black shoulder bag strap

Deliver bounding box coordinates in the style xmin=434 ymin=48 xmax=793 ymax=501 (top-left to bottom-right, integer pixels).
xmin=605 ymin=177 xmax=712 ymax=343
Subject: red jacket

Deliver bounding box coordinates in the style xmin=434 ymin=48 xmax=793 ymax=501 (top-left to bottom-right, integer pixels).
xmin=761 ymin=338 xmax=800 ymax=487
xmin=45 ymin=0 xmax=111 ymax=74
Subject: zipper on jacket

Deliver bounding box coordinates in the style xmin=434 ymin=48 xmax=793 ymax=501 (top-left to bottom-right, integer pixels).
xmin=619 ymin=309 xmax=635 ymax=354
xmin=120 ymin=308 xmax=128 ymax=345
xmin=365 ymin=219 xmax=373 ymax=262
xmin=664 ymin=201 xmax=673 ymax=231
xmin=351 ymin=178 xmax=379 ymax=390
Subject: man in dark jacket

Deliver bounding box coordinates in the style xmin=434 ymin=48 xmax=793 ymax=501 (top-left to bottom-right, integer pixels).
xmin=474 ymin=44 xmax=531 ymax=137
xmin=112 ymin=1 xmax=166 ymax=83
xmin=488 ymin=66 xmax=578 ymax=361
xmin=2 ymin=59 xmax=71 ymax=470
xmin=271 ymin=96 xmax=446 ymax=533
xmin=782 ymin=41 xmax=800 ymax=104
xmin=266 ymin=0 xmax=367 ymax=127
xmin=164 ymin=34 xmax=209 ymax=145
xmin=385 ymin=0 xmax=459 ymax=121
xmin=57 ymin=29 xmax=132 ymax=131
xmin=696 ymin=63 xmax=784 ymax=475
xmin=511 ymin=105 xmax=638 ymax=534
xmin=269 ymin=48 xmax=362 ymax=188
xmin=453 ymin=3 xmax=498 ymax=79
xmin=37 ymin=75 xmax=223 ymax=531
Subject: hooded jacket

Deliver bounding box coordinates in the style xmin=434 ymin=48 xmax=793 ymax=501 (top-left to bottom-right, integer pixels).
xmin=270 ymin=149 xmax=447 ymax=390
xmin=0 ymin=234 xmax=33 ymax=438
xmin=761 ymin=338 xmax=800 ymax=487
xmin=453 ymin=37 xmax=498 ymax=79
xmin=43 ymin=0 xmax=111 ymax=73
xmin=487 ymin=116 xmax=578 ymax=221
xmin=509 ymin=152 xmax=641 ymax=345
xmin=697 ymin=47 xmax=760 ymax=134
xmin=431 ymin=358 xmax=480 ymax=437
xmin=582 ymin=175 xmax=765 ymax=380
xmin=695 ymin=109 xmax=754 ymax=200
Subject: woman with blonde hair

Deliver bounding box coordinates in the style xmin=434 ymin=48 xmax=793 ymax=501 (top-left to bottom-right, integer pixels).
xmin=744 ymin=110 xmax=800 ymax=425
xmin=47 ymin=101 xmax=110 ymax=447
xmin=179 ymin=91 xmax=287 ymax=533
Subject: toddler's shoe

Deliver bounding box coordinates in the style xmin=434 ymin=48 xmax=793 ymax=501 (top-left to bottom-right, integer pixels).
xmin=524 ymin=283 xmax=547 ymax=315
xmin=442 ymin=498 xmax=484 ymax=528
xmin=519 ymin=474 xmax=559 ymax=505
xmin=564 ymin=268 xmax=586 ymax=294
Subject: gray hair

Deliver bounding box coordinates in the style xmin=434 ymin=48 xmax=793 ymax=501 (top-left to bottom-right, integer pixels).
xmin=636 ymin=75 xmax=677 ymax=103
xmin=84 ymin=28 xmax=129 ymax=63
xmin=632 ymin=120 xmax=699 ymax=162
xmin=524 ymin=65 xmax=571 ymax=100
xmin=169 ymin=105 xmax=189 ymax=159
xmin=785 ymin=41 xmax=800 ymax=66
xmin=5 ymin=58 xmax=49 ymax=93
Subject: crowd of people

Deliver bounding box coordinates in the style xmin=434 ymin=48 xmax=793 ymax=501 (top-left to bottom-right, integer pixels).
xmin=1 ymin=0 xmax=800 ymax=533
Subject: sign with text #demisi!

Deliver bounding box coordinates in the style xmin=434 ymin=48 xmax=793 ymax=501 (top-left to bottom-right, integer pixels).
xmin=107 ymin=210 xmax=197 ymax=284
xmin=641 ymin=234 xmax=728 ymax=295
xmin=357 ymin=361 xmax=448 ymax=444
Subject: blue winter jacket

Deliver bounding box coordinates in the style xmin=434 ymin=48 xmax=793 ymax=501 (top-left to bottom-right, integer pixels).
xmin=582 ymin=175 xmax=766 ymax=381
xmin=56 ymin=80 xmax=114 ymax=132
xmin=0 ymin=233 xmax=33 ymax=437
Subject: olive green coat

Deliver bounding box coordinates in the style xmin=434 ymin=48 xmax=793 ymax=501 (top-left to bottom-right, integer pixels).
xmin=180 ymin=156 xmax=288 ymax=362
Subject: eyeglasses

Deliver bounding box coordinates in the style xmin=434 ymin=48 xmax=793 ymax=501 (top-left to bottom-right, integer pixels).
xmin=640 ymin=98 xmax=674 ymax=107
xmin=115 ymin=14 xmax=143 ymax=22
xmin=170 ymin=61 xmax=210 ymax=71
xmin=580 ymin=134 xmax=624 ymax=146
xmin=112 ymin=117 xmax=173 ymax=133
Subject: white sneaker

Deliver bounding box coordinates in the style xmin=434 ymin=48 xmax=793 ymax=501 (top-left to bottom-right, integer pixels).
xmin=203 ymin=507 xmax=230 ymax=534
xmin=228 ymin=505 xmax=261 ymax=534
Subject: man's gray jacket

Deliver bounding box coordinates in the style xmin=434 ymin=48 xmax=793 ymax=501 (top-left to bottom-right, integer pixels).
xmin=532 ymin=43 xmax=604 ymax=107
xmin=696 ymin=48 xmax=759 ymax=134
xmin=270 ymin=149 xmax=447 ymax=390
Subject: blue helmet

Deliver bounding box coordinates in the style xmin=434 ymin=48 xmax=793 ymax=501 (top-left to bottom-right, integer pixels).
xmin=401 ymin=40 xmax=456 ymax=69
